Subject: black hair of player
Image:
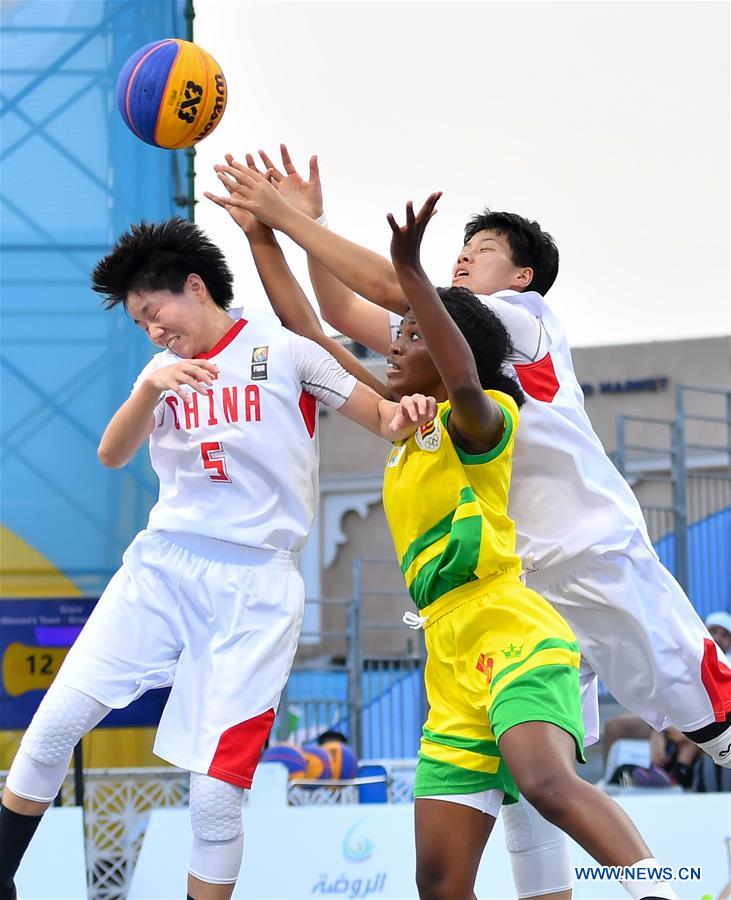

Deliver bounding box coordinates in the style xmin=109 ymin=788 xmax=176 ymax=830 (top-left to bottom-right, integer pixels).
xmin=91 ymin=217 xmax=234 ymax=310
xmin=463 ymin=209 xmax=559 ymax=296
xmin=436 ymin=286 xmax=525 ymax=408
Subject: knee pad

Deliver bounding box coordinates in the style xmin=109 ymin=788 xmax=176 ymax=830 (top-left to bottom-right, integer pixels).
xmin=502 ymin=796 xmax=572 ymax=898
xmin=5 ymin=747 xmax=69 ymax=804
xmin=6 ymin=686 xmax=110 ymax=803
xmin=21 ymin=685 xmax=110 ymax=766
xmin=188 ymin=833 xmax=245 ymax=885
xmin=188 ymin=773 xmax=244 ymax=884
xmin=189 ymin=772 xmax=244 ymax=841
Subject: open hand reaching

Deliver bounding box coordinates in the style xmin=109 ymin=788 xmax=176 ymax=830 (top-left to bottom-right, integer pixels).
xmin=387 ymin=192 xmax=442 ymax=272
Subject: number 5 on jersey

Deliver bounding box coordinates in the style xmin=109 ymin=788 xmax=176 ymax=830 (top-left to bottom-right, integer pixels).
xmin=201 ymin=441 xmax=231 ymax=482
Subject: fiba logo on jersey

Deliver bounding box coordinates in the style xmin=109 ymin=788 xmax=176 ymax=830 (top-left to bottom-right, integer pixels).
xmin=415 ymin=417 xmax=441 ymax=453
xmin=251 ymin=346 xmax=268 ymax=381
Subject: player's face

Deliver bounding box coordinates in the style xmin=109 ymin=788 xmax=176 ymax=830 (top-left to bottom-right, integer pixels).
xmin=127 ymin=277 xmax=209 ymax=357
xmin=452 ymin=229 xmax=532 ymax=295
xmin=386 ymin=313 xmax=446 ymax=402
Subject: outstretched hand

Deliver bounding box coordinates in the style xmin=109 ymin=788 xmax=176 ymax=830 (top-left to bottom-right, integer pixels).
xmin=204 ymin=158 xmax=293 ymax=230
xmin=204 ymin=154 xmax=266 ymax=234
xmin=256 ymin=144 xmax=324 ymax=221
xmin=387 ymin=192 xmax=442 ymax=272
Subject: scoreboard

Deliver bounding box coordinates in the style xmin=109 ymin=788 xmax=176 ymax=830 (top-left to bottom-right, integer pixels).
xmin=1 ymin=598 xmax=169 ymax=730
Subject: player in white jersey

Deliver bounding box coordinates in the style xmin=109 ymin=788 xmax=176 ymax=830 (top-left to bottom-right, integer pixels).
xmin=208 ymin=147 xmax=731 ymax=900
xmin=0 ymin=218 xmax=436 ymax=900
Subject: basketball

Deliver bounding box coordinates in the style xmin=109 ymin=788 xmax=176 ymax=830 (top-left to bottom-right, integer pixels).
xmin=116 ymin=39 xmax=227 ymax=149
xmin=302 ymin=745 xmax=334 ymax=780
xmin=321 ymin=741 xmax=358 ymax=779
xmin=260 ymin=745 xmax=307 ymax=780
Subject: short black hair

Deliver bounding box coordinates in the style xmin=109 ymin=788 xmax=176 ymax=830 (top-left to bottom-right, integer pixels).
xmin=436 ymin=286 xmax=525 ymax=407
xmin=463 ymin=210 xmax=559 ymax=296
xmin=91 ymin=217 xmax=234 ymax=310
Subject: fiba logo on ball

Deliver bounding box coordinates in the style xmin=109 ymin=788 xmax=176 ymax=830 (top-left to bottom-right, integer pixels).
xmin=117 ymin=38 xmax=227 ymax=149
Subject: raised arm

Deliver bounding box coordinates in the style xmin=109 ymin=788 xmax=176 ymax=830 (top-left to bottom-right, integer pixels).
xmin=258 ymin=145 xmax=396 ymax=355
xmin=207 ymin=156 xmax=408 ymax=318
xmin=206 ymin=162 xmax=387 ymax=397
xmin=387 ymin=194 xmax=504 ymax=454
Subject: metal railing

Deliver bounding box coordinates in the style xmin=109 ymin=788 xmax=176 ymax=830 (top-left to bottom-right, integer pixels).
xmin=616 ymin=385 xmax=731 ymax=618
xmin=0 ymin=762 xmax=417 ymax=900
xmin=277 ymin=562 xmax=425 ymax=760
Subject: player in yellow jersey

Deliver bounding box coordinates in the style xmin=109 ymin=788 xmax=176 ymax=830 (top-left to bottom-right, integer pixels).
xmin=207 ymin=164 xmax=678 ymax=900
xmin=381 ymin=193 xmax=675 ymax=900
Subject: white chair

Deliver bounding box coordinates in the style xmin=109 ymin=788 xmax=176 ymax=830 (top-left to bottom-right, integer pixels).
xmin=602 ymin=738 xmax=651 ymax=784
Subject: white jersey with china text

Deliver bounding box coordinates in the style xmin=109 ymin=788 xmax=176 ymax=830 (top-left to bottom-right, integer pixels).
xmin=478 ymin=290 xmax=651 ymax=569
xmin=390 ymin=292 xmax=649 ymax=570
xmin=133 ymin=309 xmax=356 ymax=551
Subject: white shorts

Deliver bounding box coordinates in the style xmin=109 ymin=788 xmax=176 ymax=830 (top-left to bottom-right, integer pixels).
xmin=527 ymin=530 xmax=731 ymax=733
xmin=54 ymin=529 xmax=304 ymax=787
xmin=417 ymin=789 xmax=503 ymax=817
xmin=578 ymin=665 xmax=600 ymax=747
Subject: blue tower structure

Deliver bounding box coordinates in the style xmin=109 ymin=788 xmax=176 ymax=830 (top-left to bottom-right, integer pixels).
xmin=1 ymin=0 xmax=193 ymax=598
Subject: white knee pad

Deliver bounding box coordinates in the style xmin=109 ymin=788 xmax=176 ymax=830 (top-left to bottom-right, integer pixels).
xmin=6 ymin=685 xmax=110 ymax=803
xmin=503 ymin=795 xmax=572 ymax=898
xmin=189 ymin=833 xmax=245 ymax=885
xmin=188 ymin=773 xmax=244 ymax=884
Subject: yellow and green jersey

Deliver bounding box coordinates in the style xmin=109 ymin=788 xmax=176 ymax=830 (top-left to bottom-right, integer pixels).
xmin=382 ymin=389 xmax=522 ymax=611
xmin=383 ymin=389 xmax=585 ymax=800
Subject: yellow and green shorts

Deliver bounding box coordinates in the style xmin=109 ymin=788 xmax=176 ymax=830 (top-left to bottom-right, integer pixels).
xmin=414 ymin=574 xmax=585 ymax=805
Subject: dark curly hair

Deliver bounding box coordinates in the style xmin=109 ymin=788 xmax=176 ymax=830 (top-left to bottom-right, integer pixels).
xmin=463 ymin=209 xmax=559 ymax=296
xmin=436 ymin=286 xmax=525 ymax=407
xmin=91 ymin=217 xmax=234 ymax=309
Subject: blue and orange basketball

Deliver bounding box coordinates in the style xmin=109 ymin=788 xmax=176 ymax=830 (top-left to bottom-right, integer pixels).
xmin=322 ymin=740 xmax=358 ymax=780
xmin=117 ymin=39 xmax=227 ymax=149
xmin=260 ymin=744 xmax=307 ymax=780
xmin=302 ymin=745 xmax=334 ymax=780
